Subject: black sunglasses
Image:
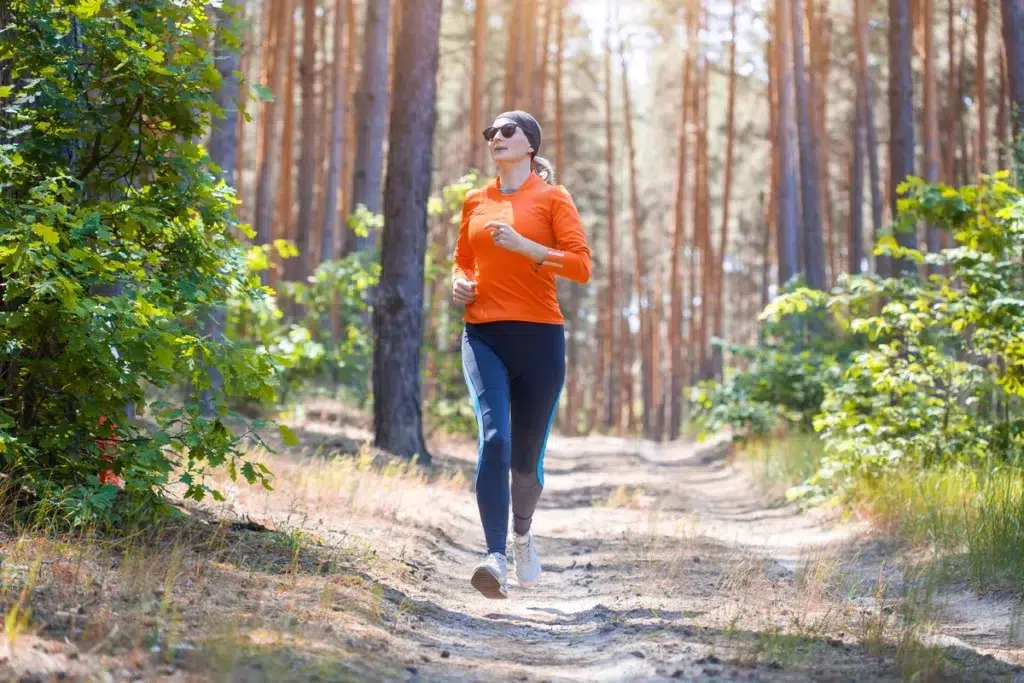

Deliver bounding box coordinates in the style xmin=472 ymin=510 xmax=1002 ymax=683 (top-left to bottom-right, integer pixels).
xmin=483 ymin=123 xmax=519 ymax=141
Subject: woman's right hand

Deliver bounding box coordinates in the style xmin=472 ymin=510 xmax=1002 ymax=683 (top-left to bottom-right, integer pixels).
xmin=452 ymin=277 xmax=478 ymax=306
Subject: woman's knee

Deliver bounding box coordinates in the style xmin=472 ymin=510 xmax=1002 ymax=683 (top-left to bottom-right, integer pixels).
xmin=480 ymin=428 xmax=511 ymax=465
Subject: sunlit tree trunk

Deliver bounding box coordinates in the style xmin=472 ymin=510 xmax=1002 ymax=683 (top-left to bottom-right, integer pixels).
xmin=711 ymin=0 xmax=738 ymax=379
xmin=600 ymin=0 xmax=618 ymax=432
xmin=321 ymin=0 xmax=349 ymax=264
xmin=276 ymin=14 xmax=297 ymax=286
xmin=889 ymin=0 xmax=916 ymax=272
xmin=348 ymin=0 xmax=390 ymax=252
xmin=1000 ymin=0 xmax=1024 ymax=168
xmin=619 ymin=37 xmax=651 ymax=436
xmin=850 ymin=88 xmax=865 ymax=274
xmin=296 ymin=0 xmax=318 ymax=285
xmin=373 ymin=0 xmax=443 ymax=462
xmin=791 ymin=0 xmax=825 ymax=289
xmin=775 ymin=0 xmax=800 ymax=286
xmin=537 ymin=0 xmax=554 ymax=119
xmin=854 ymin=0 xmax=883 ymax=275
xmin=920 ymin=0 xmax=942 ymax=265
xmin=468 ymin=0 xmax=486 ymax=170
xmin=977 ymin=0 xmax=989 ymax=173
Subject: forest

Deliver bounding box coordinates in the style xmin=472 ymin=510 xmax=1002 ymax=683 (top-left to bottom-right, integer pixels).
xmin=3 ymin=0 xmax=1024 ymax=680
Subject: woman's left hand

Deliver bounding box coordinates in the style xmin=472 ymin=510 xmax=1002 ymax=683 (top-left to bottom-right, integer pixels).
xmin=486 ymin=222 xmax=527 ymax=254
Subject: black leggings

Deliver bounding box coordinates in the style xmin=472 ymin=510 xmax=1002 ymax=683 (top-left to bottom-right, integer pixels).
xmin=461 ymin=321 xmax=565 ymax=556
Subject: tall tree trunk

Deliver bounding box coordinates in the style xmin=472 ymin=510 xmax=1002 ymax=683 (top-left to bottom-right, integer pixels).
xmin=601 ymin=0 xmax=617 ymax=432
xmin=1000 ymin=0 xmax=1024 ymax=165
xmin=522 ymin=0 xmax=537 ymax=112
xmin=921 ymin=0 xmax=942 ymax=264
xmin=775 ymin=0 xmax=801 ymax=286
xmin=791 ymin=0 xmax=826 ymax=289
xmin=765 ymin=35 xmax=778 ymax=304
xmin=809 ymin=0 xmax=835 ymax=283
xmin=554 ymin=0 xmax=564 ymax=174
xmin=619 ymin=37 xmax=651 ymax=437
xmin=254 ymin=0 xmax=291 ymax=275
xmin=537 ymin=0 xmax=554 ymax=119
xmin=669 ymin=2 xmax=695 ymax=441
xmin=712 ymin=0 xmax=738 ymax=378
xmin=341 ymin=0 xmax=358 ymax=225
xmin=977 ymin=0 xmax=989 ymax=173
xmin=850 ymin=93 xmax=865 ymax=274
xmin=373 ymin=0 xmax=443 ymax=462
xmin=695 ymin=37 xmax=711 ymax=381
xmin=235 ymin=11 xmax=251 ymax=224
xmin=889 ymin=0 xmax=917 ymax=272
xmin=468 ymin=0 xmax=487 ymax=170
xmin=504 ymin=1 xmax=524 ymax=109
xmin=854 ymin=0 xmax=884 ymax=275
xmin=277 ymin=14 xmax=297 ymax=285
xmin=348 ymin=0 xmax=390 ymax=252
xmin=321 ymin=0 xmax=349 ymax=264
xmin=296 ymin=0 xmax=318 ymax=285
xmin=998 ymin=45 xmax=1009 ymax=170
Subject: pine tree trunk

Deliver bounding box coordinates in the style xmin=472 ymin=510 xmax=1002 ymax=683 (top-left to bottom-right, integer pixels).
xmin=554 ymin=0 xmax=564 ymax=173
xmin=850 ymin=91 xmax=865 ymax=274
xmin=1000 ymin=0 xmax=1024 ymax=158
xmin=998 ymin=45 xmax=1009 ymax=170
xmin=809 ymin=0 xmax=835 ymax=284
xmin=775 ymin=0 xmax=801 ymax=286
xmin=373 ymin=0 xmax=443 ymax=462
xmin=522 ymin=0 xmax=537 ymax=112
xmin=341 ymin=0 xmax=358 ymax=225
xmin=977 ymin=0 xmax=989 ymax=173
xmin=468 ymin=0 xmax=486 ymax=170
xmin=889 ymin=0 xmax=917 ymax=272
xmin=922 ymin=0 xmax=942 ymax=264
xmin=348 ymin=0 xmax=390 ymax=252
xmin=321 ymin=0 xmax=349 ymax=264
xmin=791 ymin=0 xmax=826 ymax=289
xmin=537 ymin=0 xmax=554 ymax=119
xmin=601 ymin=0 xmax=618 ymax=432
xmin=712 ymin=0 xmax=738 ymax=379
xmin=619 ymin=38 xmax=651 ymax=437
xmin=254 ymin=0 xmax=291 ymax=273
xmin=668 ymin=2 xmax=695 ymax=441
xmin=504 ymin=1 xmax=523 ymax=109
xmin=277 ymin=15 xmax=297 ymax=286
xmin=696 ymin=40 xmax=711 ymax=381
xmin=296 ymin=0 xmax=318 ymax=285
xmin=854 ymin=0 xmax=884 ymax=276
xmin=235 ymin=10 xmax=251 ymax=224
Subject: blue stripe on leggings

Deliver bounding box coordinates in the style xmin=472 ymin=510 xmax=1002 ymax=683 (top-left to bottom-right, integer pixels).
xmin=536 ymin=384 xmax=563 ymax=487
xmin=462 ymin=358 xmax=485 ymax=492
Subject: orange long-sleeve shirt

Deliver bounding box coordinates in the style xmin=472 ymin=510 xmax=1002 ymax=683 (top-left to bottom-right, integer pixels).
xmin=452 ymin=172 xmax=591 ymax=325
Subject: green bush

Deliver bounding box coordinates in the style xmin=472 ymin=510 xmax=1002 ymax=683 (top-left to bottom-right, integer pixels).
xmin=0 ymin=0 xmax=278 ymax=523
xmin=696 ymin=172 xmax=1024 ymax=502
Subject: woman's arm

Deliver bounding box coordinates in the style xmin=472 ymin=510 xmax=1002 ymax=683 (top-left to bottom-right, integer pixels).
xmin=452 ymin=191 xmax=477 ymax=283
xmin=537 ymin=186 xmax=591 ymax=283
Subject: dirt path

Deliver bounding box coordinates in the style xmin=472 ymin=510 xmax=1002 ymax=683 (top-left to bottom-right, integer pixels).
xmin=304 ymin=430 xmax=1024 ymax=682
xmin=5 ymin=425 xmax=1024 ymax=682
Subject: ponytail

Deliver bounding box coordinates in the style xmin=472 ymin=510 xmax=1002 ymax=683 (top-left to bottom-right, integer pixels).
xmin=532 ymin=156 xmax=556 ymax=184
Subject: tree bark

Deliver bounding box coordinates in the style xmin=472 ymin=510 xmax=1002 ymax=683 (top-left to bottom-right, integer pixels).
xmin=537 ymin=0 xmax=554 ymax=119
xmin=619 ymin=37 xmax=651 ymax=437
xmin=601 ymin=0 xmax=617 ymax=432
xmin=373 ymin=0 xmax=443 ymax=462
xmin=854 ymin=0 xmax=884 ymax=275
xmin=850 ymin=91 xmax=865 ymax=274
xmin=889 ymin=0 xmax=916 ymax=272
xmin=504 ymin=1 xmax=524 ymax=109
xmin=296 ymin=0 xmax=318 ymax=283
xmin=468 ymin=0 xmax=487 ymax=170
xmin=522 ymin=0 xmax=537 ymax=112
xmin=321 ymin=0 xmax=349 ymax=264
xmin=977 ymin=0 xmax=989 ymax=173
xmin=1000 ymin=0 xmax=1024 ymax=163
xmin=711 ymin=0 xmax=738 ymax=378
xmin=809 ymin=0 xmax=835 ymax=284
xmin=921 ymin=0 xmax=942 ymax=264
xmin=254 ymin=0 xmax=291 ymax=275
xmin=775 ymin=0 xmax=801 ymax=286
xmin=276 ymin=13 xmax=297 ymax=285
xmin=348 ymin=0 xmax=390 ymax=252
xmin=791 ymin=0 xmax=826 ymax=289
xmin=669 ymin=1 xmax=695 ymax=440
xmin=998 ymin=44 xmax=1009 ymax=170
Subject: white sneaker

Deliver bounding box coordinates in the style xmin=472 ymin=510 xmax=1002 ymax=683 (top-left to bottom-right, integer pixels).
xmin=512 ymin=530 xmax=542 ymax=588
xmin=471 ymin=552 xmax=508 ymax=599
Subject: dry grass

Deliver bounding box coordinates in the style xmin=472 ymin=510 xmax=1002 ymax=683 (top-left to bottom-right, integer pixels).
xmin=0 ymin=443 xmax=467 ymax=681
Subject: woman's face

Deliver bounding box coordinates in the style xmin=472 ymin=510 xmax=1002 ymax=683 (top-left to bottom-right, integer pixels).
xmin=488 ymin=117 xmax=532 ymax=165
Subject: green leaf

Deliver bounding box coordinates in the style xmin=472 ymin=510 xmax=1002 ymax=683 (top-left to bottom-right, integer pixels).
xmin=31 ymin=223 xmax=59 ymax=246
xmin=0 ymin=85 xmax=13 ymax=98
xmin=278 ymin=424 xmax=299 ymax=447
xmin=71 ymin=0 xmax=103 ymax=19
xmin=252 ymin=83 xmax=276 ymax=102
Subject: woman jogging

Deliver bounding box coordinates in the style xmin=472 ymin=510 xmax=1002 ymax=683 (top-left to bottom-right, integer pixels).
xmin=452 ymin=111 xmax=592 ymax=599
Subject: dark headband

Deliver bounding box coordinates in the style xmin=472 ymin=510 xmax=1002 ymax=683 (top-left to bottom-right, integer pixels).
xmin=496 ymin=110 xmax=542 ymax=157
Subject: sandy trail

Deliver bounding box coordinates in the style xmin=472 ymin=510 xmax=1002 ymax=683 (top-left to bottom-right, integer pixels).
xmin=320 ymin=431 xmax=1024 ymax=682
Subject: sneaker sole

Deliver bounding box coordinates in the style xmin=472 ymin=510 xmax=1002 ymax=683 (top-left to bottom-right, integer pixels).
xmin=471 ymin=566 xmax=508 ymax=599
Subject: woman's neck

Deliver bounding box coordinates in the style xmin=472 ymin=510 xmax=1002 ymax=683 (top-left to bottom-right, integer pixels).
xmin=497 ymin=158 xmax=532 ymax=192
